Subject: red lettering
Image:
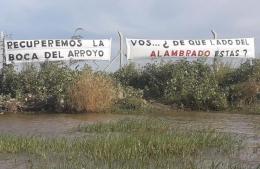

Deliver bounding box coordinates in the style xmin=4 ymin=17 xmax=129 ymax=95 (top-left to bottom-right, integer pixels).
xmin=191 ymin=51 xmax=197 ymax=56
xmin=164 ymin=50 xmax=170 ymax=56
xmin=179 ymin=50 xmax=184 ymax=56
xmin=198 ymin=51 xmax=203 ymax=56
xmin=171 ymin=50 xmax=178 ymax=56
xmin=150 ymin=51 xmax=156 ymax=58
xmin=186 ymin=50 xmax=191 ymax=56
xmin=205 ymin=50 xmax=210 ymax=57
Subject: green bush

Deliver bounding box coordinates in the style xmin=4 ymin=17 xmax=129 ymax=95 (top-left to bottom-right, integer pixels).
xmin=113 ymin=63 xmax=140 ymax=87
xmin=0 ymin=62 xmax=78 ymax=112
xmin=164 ymin=61 xmax=227 ymax=110
xmin=1 ymin=59 xmax=259 ymax=113
xmin=114 ymin=61 xmax=228 ymax=111
xmin=218 ymin=60 xmax=260 ymax=106
xmin=36 ymin=62 xmax=78 ymax=111
xmin=140 ymin=63 xmax=175 ymax=99
xmin=0 ymin=65 xmax=19 ymax=98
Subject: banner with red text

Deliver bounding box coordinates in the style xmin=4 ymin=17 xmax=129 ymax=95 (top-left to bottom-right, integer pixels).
xmin=126 ymin=38 xmax=255 ymax=60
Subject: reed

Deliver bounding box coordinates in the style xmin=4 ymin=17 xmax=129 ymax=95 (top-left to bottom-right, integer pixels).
xmin=68 ymin=71 xmax=118 ymax=113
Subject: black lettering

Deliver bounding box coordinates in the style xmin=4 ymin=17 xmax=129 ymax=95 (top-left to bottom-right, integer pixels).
xmin=20 ymin=41 xmax=26 ymax=48
xmin=99 ymin=40 xmax=104 ymax=46
xmin=130 ymin=40 xmax=137 ymax=46
xmin=13 ymin=42 xmax=19 ymax=48
xmin=77 ymin=40 xmax=82 ymax=47
xmin=173 ymin=41 xmax=179 ymax=46
xmin=243 ymin=49 xmax=247 ymax=56
xmin=236 ymin=40 xmax=241 ymax=45
xmin=146 ymin=40 xmax=151 ymax=46
xmin=45 ymin=52 xmax=51 ymax=58
xmin=34 ymin=40 xmax=40 ymax=47
xmin=24 ymin=53 xmax=30 ymax=60
xmin=9 ymin=54 xmax=15 ymax=61
xmin=189 ymin=40 xmax=195 ymax=45
xmin=7 ymin=42 xmax=13 ymax=49
xmin=163 ymin=41 xmax=169 ymax=48
xmin=16 ymin=54 xmax=23 ymax=60
xmin=26 ymin=41 xmax=33 ymax=48
xmin=236 ymin=50 xmax=239 ymax=56
xmin=93 ymin=50 xmax=97 ymax=56
xmin=86 ymin=50 xmax=92 ymax=56
xmin=221 ymin=40 xmax=227 ymax=45
xmin=99 ymin=50 xmax=104 ymax=57
xmin=228 ymin=40 xmax=233 ymax=45
xmin=230 ymin=51 xmax=235 ymax=57
xmin=68 ymin=50 xmax=74 ymax=57
xmin=74 ymin=50 xmax=80 ymax=57
xmin=55 ymin=40 xmax=61 ymax=46
xmin=52 ymin=51 xmax=58 ymax=58
xmin=32 ymin=53 xmax=38 ymax=60
xmin=69 ymin=40 xmax=76 ymax=47
xmin=139 ymin=40 xmax=145 ymax=46
xmin=80 ymin=50 xmax=85 ymax=56
xmin=61 ymin=40 xmax=69 ymax=46
xmin=48 ymin=40 xmax=54 ymax=47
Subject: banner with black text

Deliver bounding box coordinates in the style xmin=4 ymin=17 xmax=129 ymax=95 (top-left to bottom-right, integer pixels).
xmin=126 ymin=38 xmax=255 ymax=60
xmin=5 ymin=39 xmax=112 ymax=63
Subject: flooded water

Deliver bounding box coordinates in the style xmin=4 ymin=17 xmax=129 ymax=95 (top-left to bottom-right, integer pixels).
xmin=155 ymin=111 xmax=260 ymax=166
xmin=0 ymin=111 xmax=259 ymax=167
xmin=0 ymin=113 xmax=123 ymax=137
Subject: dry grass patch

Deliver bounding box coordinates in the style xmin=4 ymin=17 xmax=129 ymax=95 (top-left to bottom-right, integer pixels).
xmin=68 ymin=71 xmax=118 ymax=113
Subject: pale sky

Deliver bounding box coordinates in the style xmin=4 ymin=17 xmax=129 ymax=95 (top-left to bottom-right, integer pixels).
xmin=0 ymin=0 xmax=259 ymax=55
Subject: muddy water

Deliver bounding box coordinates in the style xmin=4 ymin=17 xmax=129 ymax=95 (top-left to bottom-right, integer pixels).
xmin=0 ymin=113 xmax=124 ymax=137
xmin=154 ymin=111 xmax=260 ymax=166
xmin=0 ymin=111 xmax=259 ymax=167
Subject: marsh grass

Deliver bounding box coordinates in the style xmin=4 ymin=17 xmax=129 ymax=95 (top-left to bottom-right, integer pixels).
xmin=0 ymin=118 xmax=244 ymax=169
xmin=77 ymin=118 xmax=170 ymax=133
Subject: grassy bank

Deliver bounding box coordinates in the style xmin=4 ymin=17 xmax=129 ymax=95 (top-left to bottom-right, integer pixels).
xmin=0 ymin=118 xmax=249 ymax=169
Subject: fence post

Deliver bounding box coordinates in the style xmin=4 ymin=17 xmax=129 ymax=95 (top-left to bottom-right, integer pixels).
xmin=0 ymin=31 xmax=5 ymax=96
xmin=211 ymin=30 xmax=218 ymax=72
xmin=118 ymin=31 xmax=123 ymax=69
xmin=0 ymin=32 xmax=4 ymax=69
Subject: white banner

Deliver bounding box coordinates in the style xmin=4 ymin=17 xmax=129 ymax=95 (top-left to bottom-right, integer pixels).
xmin=5 ymin=39 xmax=112 ymax=63
xmin=126 ymin=38 xmax=255 ymax=60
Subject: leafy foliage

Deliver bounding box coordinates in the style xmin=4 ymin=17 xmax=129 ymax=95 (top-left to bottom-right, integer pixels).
xmin=163 ymin=61 xmax=227 ymax=110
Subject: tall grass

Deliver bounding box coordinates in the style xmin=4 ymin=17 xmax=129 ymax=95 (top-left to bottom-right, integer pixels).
xmin=77 ymin=118 xmax=170 ymax=133
xmin=68 ymin=70 xmax=118 ymax=113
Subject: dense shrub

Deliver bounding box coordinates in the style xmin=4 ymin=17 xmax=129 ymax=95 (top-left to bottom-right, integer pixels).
xmin=1 ymin=59 xmax=259 ymax=113
xmin=0 ymin=65 xmax=19 ymax=98
xmin=140 ymin=63 xmax=175 ymax=99
xmin=113 ymin=63 xmax=140 ymax=87
xmin=114 ymin=63 xmax=175 ymax=99
xmin=224 ymin=60 xmax=260 ymax=106
xmin=163 ymin=61 xmax=227 ymax=110
xmin=114 ymin=61 xmax=228 ymax=110
xmin=68 ymin=69 xmax=118 ymax=113
xmin=36 ymin=63 xmax=78 ymax=111
xmin=0 ymin=63 xmax=78 ymax=112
